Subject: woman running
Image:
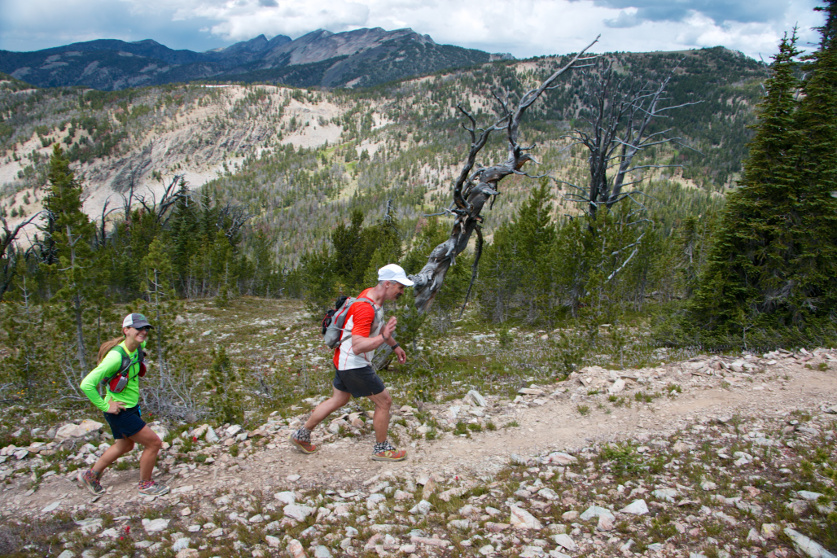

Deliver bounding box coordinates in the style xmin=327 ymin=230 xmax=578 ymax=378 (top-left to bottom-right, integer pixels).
xmin=78 ymin=313 xmax=169 ymax=496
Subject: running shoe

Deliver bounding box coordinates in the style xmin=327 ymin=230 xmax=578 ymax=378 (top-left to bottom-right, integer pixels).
xmin=372 ymin=448 xmax=407 ymax=462
xmin=138 ymin=480 xmax=170 ymax=496
xmin=289 ymin=433 xmax=318 ymax=454
xmin=79 ymin=469 xmax=105 ymax=495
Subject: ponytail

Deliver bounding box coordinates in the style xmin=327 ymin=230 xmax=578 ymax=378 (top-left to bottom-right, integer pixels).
xmin=97 ymin=337 xmax=124 ymax=364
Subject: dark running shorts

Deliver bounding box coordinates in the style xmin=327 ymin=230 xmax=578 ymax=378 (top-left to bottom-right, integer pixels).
xmin=333 ymin=365 xmax=385 ymax=398
xmin=103 ymin=405 xmax=145 ymax=439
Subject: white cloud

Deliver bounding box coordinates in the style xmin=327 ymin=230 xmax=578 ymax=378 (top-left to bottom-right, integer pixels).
xmin=605 ymin=9 xmax=642 ymax=29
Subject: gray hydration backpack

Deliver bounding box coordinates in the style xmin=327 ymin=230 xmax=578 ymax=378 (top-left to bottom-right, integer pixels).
xmin=321 ymin=296 xmax=378 ymax=349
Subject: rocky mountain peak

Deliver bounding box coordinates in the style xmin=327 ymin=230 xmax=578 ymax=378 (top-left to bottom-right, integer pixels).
xmin=0 ymin=27 xmax=494 ymax=90
xmin=265 ymin=27 xmax=429 ymax=66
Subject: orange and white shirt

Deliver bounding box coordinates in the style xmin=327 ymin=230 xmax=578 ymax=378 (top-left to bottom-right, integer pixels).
xmin=333 ymin=287 xmax=383 ymax=370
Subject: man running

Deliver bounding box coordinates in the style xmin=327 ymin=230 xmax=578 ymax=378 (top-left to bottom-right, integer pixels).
xmin=291 ymin=264 xmax=413 ymax=461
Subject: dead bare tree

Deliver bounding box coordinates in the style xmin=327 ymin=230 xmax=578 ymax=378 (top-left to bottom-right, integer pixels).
xmin=133 ymin=174 xmax=186 ymax=227
xmin=216 ymin=202 xmax=252 ymax=242
xmin=553 ymin=58 xmax=700 ymax=296
xmin=560 ymin=58 xmax=699 ymax=219
xmin=117 ymin=173 xmax=139 ymax=227
xmin=94 ymin=200 xmax=119 ymax=248
xmin=0 ymin=214 xmax=40 ymax=302
xmin=409 ymin=38 xmax=599 ymax=313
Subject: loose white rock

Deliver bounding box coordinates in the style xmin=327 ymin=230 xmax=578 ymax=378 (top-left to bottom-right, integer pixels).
xmin=509 ymin=505 xmax=543 ymax=530
xmin=274 ymin=491 xmax=296 ymax=504
xmin=54 ymin=420 xmax=103 ymax=442
xmin=544 ymin=452 xmax=576 ymax=465
xmin=784 ymin=528 xmax=837 ymax=558
xmin=553 ymin=533 xmax=577 ymax=551
xmin=467 ymin=390 xmax=487 ymax=407
xmin=283 ymin=503 xmax=314 ymax=522
xmin=798 ymin=491 xmax=824 ymax=501
xmin=409 ymin=500 xmax=432 ymax=515
xmin=652 ymin=488 xmax=678 ymax=502
xmin=142 ymin=518 xmax=170 ymax=533
xmin=288 ymin=538 xmax=306 ymax=558
xmin=580 ymin=505 xmax=615 ymax=522
xmin=620 ymin=499 xmax=649 ymax=515
xmin=608 ymin=379 xmax=626 ymax=394
xmin=205 ymin=427 xmax=219 ymax=443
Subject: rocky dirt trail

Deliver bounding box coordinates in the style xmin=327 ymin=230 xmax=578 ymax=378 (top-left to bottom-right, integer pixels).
xmin=6 ymin=349 xmax=837 ymax=520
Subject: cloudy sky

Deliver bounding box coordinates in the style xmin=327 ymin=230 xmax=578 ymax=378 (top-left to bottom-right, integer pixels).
xmin=0 ymin=0 xmax=827 ymax=61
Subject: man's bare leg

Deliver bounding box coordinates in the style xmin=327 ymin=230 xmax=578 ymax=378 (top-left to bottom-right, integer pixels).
xmin=305 ymin=387 xmax=351 ymax=431
xmin=367 ymin=389 xmax=393 ymax=444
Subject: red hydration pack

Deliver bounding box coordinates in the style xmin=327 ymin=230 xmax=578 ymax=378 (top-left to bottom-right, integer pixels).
xmin=100 ymin=345 xmax=145 ymax=393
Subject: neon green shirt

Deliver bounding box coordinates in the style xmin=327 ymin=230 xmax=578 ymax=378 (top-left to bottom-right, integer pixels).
xmin=79 ymin=341 xmax=145 ymax=412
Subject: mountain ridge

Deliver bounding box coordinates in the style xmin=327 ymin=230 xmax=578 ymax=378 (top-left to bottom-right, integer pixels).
xmin=0 ymin=28 xmax=504 ymax=91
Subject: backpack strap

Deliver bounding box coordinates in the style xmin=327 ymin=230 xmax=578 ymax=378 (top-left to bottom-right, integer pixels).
xmin=351 ymin=297 xmax=379 ymax=324
xmin=354 ymin=297 xmax=375 ymax=309
xmin=99 ymin=345 xmax=139 ymax=385
xmin=340 ymin=297 xmax=382 ymax=338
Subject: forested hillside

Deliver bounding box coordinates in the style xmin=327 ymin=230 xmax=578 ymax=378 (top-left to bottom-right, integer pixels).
xmin=0 ymin=46 xmax=766 ymax=268
xmin=4 ymin=22 xmax=832 ymax=362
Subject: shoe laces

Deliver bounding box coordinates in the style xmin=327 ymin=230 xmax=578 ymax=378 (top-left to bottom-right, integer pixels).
xmin=374 ymin=440 xmax=397 ymax=453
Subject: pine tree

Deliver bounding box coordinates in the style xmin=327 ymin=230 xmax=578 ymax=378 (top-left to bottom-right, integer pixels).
xmin=207 ymin=346 xmax=243 ymax=425
xmin=791 ymin=0 xmax=837 ymax=326
xmin=551 ymin=216 xmax=589 ymax=318
xmin=297 ymin=246 xmax=339 ymax=314
xmin=246 ymin=228 xmax=280 ymax=297
xmin=133 ymin=236 xmax=196 ymax=419
xmin=689 ymin=14 xmax=837 ymax=346
xmin=167 ymin=180 xmax=200 ymax=295
xmin=44 ymin=144 xmax=103 ymax=373
xmin=210 ymin=229 xmax=236 ymax=306
xmin=690 ymin=33 xmax=802 ymax=341
xmin=141 ymin=237 xmax=179 ymax=378
xmin=479 ymin=180 xmax=556 ymax=324
xmin=361 ymin=214 xmax=403 ymax=287
xmin=331 ymin=210 xmax=366 ymax=286
xmin=0 ymin=278 xmax=55 ymax=399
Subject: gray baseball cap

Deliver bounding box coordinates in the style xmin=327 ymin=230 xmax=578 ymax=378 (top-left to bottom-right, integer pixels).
xmin=122 ymin=313 xmax=153 ymax=329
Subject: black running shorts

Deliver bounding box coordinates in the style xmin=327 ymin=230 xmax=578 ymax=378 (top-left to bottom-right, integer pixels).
xmin=103 ymin=405 xmax=145 ymax=439
xmin=333 ymin=365 xmax=385 ymax=397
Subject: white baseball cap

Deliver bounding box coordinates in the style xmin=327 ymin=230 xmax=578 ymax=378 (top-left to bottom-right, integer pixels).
xmin=378 ymin=264 xmax=414 ymax=286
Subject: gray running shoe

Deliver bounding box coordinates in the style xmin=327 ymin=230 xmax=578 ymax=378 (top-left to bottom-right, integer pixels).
xmin=138 ymin=481 xmax=170 ymax=496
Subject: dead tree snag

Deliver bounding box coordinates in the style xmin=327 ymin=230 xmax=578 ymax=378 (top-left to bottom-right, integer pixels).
xmin=410 ymin=37 xmax=599 ymax=313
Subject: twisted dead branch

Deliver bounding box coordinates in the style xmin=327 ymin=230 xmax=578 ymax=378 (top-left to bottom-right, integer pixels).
xmin=410 ymin=37 xmax=600 ymax=313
